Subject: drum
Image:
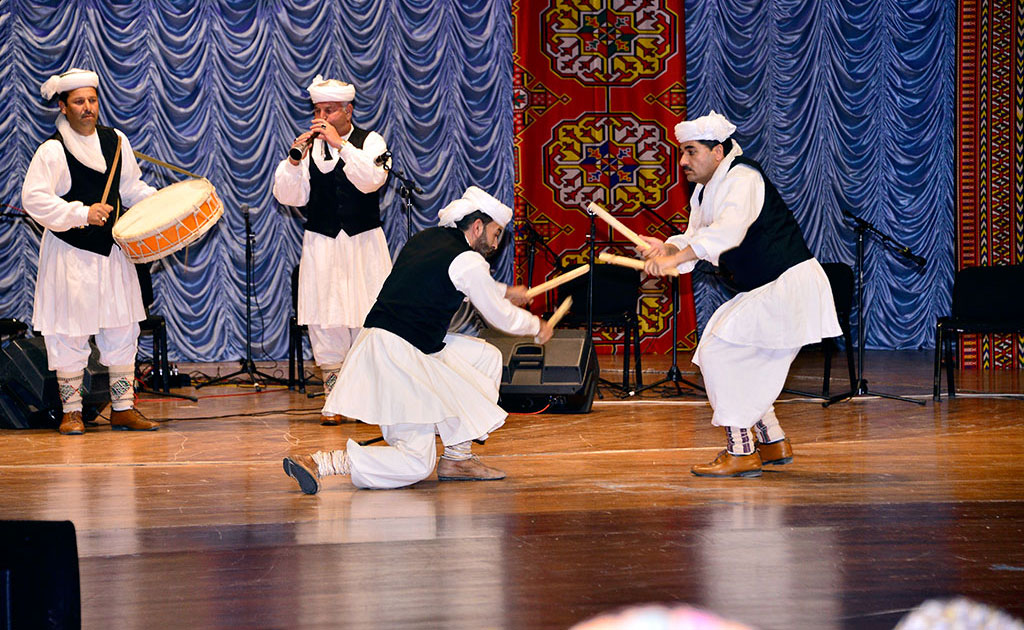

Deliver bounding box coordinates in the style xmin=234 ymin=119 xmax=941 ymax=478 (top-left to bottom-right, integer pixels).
xmin=112 ymin=178 xmax=223 ymax=263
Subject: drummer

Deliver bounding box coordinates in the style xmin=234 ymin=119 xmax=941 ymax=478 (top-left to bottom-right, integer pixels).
xmin=21 ymin=68 xmax=160 ymax=435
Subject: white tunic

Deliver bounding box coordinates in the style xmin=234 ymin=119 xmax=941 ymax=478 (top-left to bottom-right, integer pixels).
xmin=324 ymin=248 xmax=541 ymax=444
xmin=21 ymin=116 xmax=156 ymax=337
xmin=272 ymin=128 xmax=392 ymax=328
xmin=667 ymin=143 xmax=842 ymax=353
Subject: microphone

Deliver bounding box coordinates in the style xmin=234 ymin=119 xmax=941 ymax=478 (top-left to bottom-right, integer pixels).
xmin=374 ymin=150 xmax=392 ymax=167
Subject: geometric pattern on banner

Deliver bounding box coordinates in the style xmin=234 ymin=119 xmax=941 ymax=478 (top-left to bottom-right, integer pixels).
xmin=544 ymin=114 xmax=677 ymax=215
xmin=514 ymin=0 xmax=695 ymax=355
xmin=957 ymin=0 xmax=1024 ymax=369
xmin=541 ymin=2 xmax=678 ymax=86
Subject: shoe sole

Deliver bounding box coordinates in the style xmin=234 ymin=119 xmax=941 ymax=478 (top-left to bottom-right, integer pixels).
xmin=59 ymin=429 xmax=84 ymax=435
xmin=761 ymin=456 xmax=793 ymax=466
xmin=111 ymin=425 xmax=159 ymax=431
xmin=691 ymin=469 xmax=763 ymax=478
xmin=283 ymin=458 xmax=320 ymax=495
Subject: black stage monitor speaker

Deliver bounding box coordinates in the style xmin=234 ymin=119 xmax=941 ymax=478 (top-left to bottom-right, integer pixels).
xmin=478 ymin=328 xmax=598 ymax=413
xmin=0 ymin=520 xmax=81 ymax=630
xmin=0 ymin=337 xmax=109 ymax=430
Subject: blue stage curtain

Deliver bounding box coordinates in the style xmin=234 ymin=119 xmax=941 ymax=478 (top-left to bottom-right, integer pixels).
xmin=684 ymin=0 xmax=955 ymax=349
xmin=0 ymin=0 xmax=512 ymax=361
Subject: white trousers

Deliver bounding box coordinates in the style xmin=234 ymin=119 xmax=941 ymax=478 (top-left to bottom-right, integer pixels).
xmin=307 ymin=325 xmax=359 ymax=366
xmin=44 ymin=323 xmax=140 ymax=372
xmin=345 ymin=425 xmax=439 ymax=489
xmin=695 ymin=334 xmax=800 ymax=430
xmin=340 ymin=333 xmax=504 ymax=489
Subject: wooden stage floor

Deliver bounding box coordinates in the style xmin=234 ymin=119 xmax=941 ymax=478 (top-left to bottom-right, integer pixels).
xmin=1 ymin=349 xmax=1022 ymax=629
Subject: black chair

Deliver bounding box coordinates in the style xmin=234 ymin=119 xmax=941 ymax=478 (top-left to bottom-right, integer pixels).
xmin=0 ymin=318 xmax=29 ymax=344
xmin=288 ymin=264 xmax=311 ymax=392
xmin=784 ymin=262 xmax=857 ymax=399
xmin=555 ymin=264 xmax=643 ymax=393
xmin=934 ymin=264 xmax=1024 ymax=400
xmin=135 ymin=264 xmax=171 ymax=392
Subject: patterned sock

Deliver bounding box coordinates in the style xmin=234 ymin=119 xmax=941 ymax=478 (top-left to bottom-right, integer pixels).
xmin=753 ymin=408 xmax=786 ymax=444
xmin=311 ymin=449 xmax=351 ymax=476
xmin=320 ymin=363 xmax=342 ymax=418
xmin=725 ymin=426 xmax=756 ymax=456
xmin=442 ymin=441 xmax=473 ymax=461
xmin=108 ymin=365 xmax=135 ymax=412
xmin=56 ymin=370 xmax=84 ymax=414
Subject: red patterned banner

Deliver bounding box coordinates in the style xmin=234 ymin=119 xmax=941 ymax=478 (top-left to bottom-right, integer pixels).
xmin=512 ymin=0 xmax=696 ymax=354
xmin=957 ymin=0 xmax=1024 ymax=368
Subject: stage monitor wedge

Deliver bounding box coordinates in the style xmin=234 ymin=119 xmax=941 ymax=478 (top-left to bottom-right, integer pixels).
xmin=0 ymin=337 xmax=109 ymax=430
xmin=478 ymin=328 xmax=598 ymax=414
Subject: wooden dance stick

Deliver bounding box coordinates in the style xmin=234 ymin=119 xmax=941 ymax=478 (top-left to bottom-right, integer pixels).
xmin=587 ymin=202 xmax=651 ymax=251
xmin=524 ymin=264 xmax=590 ymax=299
xmin=598 ymin=251 xmax=679 ymax=277
xmin=535 ymin=296 xmax=573 ymax=343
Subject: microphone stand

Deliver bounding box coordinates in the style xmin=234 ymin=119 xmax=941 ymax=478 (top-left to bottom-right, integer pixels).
xmin=197 ymin=205 xmax=288 ymax=392
xmin=632 ymin=204 xmax=705 ymax=397
xmin=824 ymin=211 xmax=925 ymax=407
xmin=519 ymin=218 xmax=565 ymax=288
xmin=379 ymin=153 xmax=421 ymax=241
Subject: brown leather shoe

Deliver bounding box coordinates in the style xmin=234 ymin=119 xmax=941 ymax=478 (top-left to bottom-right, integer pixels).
xmin=691 ymin=450 xmax=763 ymax=478
xmin=58 ymin=411 xmax=85 ymax=435
xmin=109 ymin=408 xmax=159 ymax=431
xmin=758 ymin=438 xmax=793 ymax=465
xmin=283 ymin=454 xmax=320 ymax=494
xmin=437 ymin=456 xmax=506 ymax=481
xmin=320 ymin=414 xmax=345 ymax=426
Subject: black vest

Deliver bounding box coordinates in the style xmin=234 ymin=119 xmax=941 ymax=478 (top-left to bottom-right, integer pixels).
xmin=714 ymin=156 xmax=813 ymax=292
xmin=364 ymin=227 xmax=472 ymax=354
xmin=50 ymin=126 xmax=123 ymax=256
xmin=304 ymin=126 xmax=383 ymax=238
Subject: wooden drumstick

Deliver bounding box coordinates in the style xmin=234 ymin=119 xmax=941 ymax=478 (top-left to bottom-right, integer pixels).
xmin=587 ymin=202 xmax=651 ymax=251
xmin=534 ymin=296 xmax=572 ymax=343
xmin=598 ymin=251 xmax=679 ymax=277
xmin=524 ymin=264 xmax=590 ymax=299
xmin=101 ymin=135 xmax=123 ymax=210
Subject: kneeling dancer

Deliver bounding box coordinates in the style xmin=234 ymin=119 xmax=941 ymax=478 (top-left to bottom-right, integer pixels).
xmin=283 ymin=186 xmax=553 ymax=492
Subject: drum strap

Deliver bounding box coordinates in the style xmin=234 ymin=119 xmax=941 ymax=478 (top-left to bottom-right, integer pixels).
xmin=100 ymin=134 xmax=122 ymax=219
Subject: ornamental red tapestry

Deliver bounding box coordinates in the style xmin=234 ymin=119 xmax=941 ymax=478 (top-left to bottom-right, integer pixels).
xmin=511 ymin=0 xmax=697 ymax=356
xmin=957 ymin=0 xmax=1024 ymax=368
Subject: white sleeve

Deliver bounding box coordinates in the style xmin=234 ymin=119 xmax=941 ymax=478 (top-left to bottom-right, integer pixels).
xmin=115 ymin=131 xmax=158 ymax=208
xmin=665 ymin=208 xmax=705 ymax=275
xmin=449 ymin=251 xmax=541 ymax=337
xmin=684 ymin=165 xmax=764 ymax=266
xmin=272 ymin=156 xmax=311 ymax=207
xmin=20 ymin=141 xmax=89 ymax=232
xmin=339 ymin=131 xmax=388 ymax=194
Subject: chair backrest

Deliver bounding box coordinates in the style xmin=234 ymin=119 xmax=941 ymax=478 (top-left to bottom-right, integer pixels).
xmin=820 ymin=262 xmax=854 ymax=317
xmin=291 ymin=264 xmax=301 ymax=315
xmin=951 ymin=264 xmax=1024 ymax=323
xmin=557 ymin=264 xmax=642 ymax=323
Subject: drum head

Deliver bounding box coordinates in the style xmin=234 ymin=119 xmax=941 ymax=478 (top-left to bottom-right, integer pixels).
xmin=113 ymin=179 xmax=215 ymax=239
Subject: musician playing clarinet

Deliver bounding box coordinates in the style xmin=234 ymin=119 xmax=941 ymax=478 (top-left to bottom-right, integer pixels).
xmin=272 ymin=75 xmax=392 ymax=426
xmin=21 ymin=68 xmax=160 ymax=435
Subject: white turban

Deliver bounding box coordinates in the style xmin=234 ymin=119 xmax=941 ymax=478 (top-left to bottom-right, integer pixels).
xmin=437 ymin=186 xmax=513 ymax=228
xmin=40 ymin=68 xmax=99 ymax=101
xmin=307 ymin=74 xmax=356 ymax=104
xmin=674 ymin=110 xmax=737 ymax=144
